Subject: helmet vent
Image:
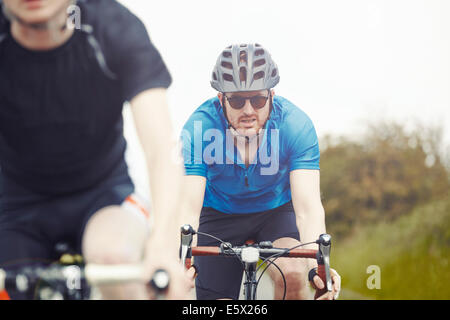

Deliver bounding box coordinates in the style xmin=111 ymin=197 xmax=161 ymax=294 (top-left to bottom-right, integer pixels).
xmin=239 ymin=67 xmax=247 ymax=82
xmin=223 ymin=73 xmax=234 ymax=82
xmin=222 ymin=51 xmax=232 ymax=58
xmin=239 ymin=51 xmax=247 ymax=64
xmin=255 ymin=49 xmax=265 ymax=56
xmin=212 ymin=72 xmax=217 ymax=81
xmin=221 ymin=61 xmax=233 ymax=69
xmin=271 ymin=68 xmax=278 ymax=77
xmin=254 ymin=59 xmax=266 ymax=67
xmin=254 ymin=71 xmax=265 ymax=80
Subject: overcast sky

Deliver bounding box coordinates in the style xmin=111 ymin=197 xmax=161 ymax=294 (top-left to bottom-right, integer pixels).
xmin=117 ymin=0 xmax=450 ymax=194
xmin=119 ymin=0 xmax=450 ymax=139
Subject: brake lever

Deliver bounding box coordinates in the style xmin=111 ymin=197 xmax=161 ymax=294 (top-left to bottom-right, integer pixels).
xmin=180 ymin=224 xmax=195 ymax=269
xmin=317 ymin=234 xmax=332 ymax=292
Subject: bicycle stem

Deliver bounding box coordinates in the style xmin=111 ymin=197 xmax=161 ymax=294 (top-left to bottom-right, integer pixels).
xmin=241 ymin=247 xmax=259 ymax=300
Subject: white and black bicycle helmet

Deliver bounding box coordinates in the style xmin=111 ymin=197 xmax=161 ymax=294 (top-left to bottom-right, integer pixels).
xmin=211 ymin=43 xmax=280 ymax=93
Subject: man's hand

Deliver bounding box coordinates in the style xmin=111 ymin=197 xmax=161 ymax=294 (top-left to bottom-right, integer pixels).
xmin=143 ymin=235 xmax=194 ymax=300
xmin=310 ymin=268 xmax=341 ymax=300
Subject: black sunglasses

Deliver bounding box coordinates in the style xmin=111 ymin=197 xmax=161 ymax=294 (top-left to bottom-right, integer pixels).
xmin=224 ymin=93 xmax=270 ymax=110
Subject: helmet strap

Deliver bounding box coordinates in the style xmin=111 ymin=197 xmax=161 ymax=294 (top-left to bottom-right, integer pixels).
xmin=221 ymin=92 xmax=273 ymax=142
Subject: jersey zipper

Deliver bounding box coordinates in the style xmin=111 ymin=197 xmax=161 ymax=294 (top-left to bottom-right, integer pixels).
xmin=244 ymin=136 xmax=250 ymax=187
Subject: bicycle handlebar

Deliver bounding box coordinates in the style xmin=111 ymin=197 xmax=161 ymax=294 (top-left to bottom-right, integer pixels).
xmin=0 ymin=264 xmax=169 ymax=298
xmin=179 ymin=224 xmax=333 ymax=300
xmin=190 ymin=246 xmax=318 ymax=258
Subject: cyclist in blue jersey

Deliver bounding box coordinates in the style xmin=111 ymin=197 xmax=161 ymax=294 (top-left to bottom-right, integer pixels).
xmin=0 ymin=0 xmax=191 ymax=299
xmin=180 ymin=43 xmax=341 ymax=300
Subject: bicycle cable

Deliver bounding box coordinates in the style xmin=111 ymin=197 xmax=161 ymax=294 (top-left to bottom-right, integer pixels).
xmin=257 ymin=240 xmax=318 ymax=273
xmin=191 ymin=232 xmax=317 ymax=300
xmin=195 ymin=231 xmax=249 ymax=279
xmin=254 ymin=241 xmax=317 ymax=300
xmin=193 ymin=231 xmax=255 ymax=299
xmin=256 ymin=259 xmax=286 ymax=300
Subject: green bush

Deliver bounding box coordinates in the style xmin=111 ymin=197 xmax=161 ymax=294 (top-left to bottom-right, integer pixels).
xmin=332 ymin=198 xmax=450 ymax=300
xmin=320 ymin=121 xmax=450 ymax=239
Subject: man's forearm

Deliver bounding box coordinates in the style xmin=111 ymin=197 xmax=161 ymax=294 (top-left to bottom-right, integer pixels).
xmin=130 ymin=88 xmax=184 ymax=248
xmin=176 ymin=175 xmax=207 ymax=245
xmin=146 ymin=152 xmax=184 ymax=242
xmin=296 ymin=205 xmax=326 ymax=270
xmin=178 ymin=207 xmax=200 ymax=234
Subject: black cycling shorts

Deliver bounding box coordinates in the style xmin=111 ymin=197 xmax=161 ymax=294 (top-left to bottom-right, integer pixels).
xmin=0 ymin=162 xmax=135 ymax=299
xmin=195 ymin=201 xmax=300 ymax=300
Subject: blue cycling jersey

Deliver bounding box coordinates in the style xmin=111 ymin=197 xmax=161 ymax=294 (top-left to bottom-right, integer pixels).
xmin=181 ymin=95 xmax=320 ymax=214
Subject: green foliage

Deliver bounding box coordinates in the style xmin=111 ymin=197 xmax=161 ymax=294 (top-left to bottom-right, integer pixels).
xmin=320 ymin=121 xmax=450 ymax=239
xmin=332 ymin=198 xmax=450 ymax=300
xmin=319 ymin=121 xmax=450 ymax=299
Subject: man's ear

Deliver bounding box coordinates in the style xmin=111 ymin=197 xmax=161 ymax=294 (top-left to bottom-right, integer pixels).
xmin=270 ymin=89 xmax=275 ymax=102
xmin=1 ymin=2 xmax=14 ymax=22
xmin=218 ymin=92 xmax=223 ymax=107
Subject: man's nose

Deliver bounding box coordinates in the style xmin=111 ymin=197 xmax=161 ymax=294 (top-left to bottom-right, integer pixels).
xmin=242 ymin=99 xmax=255 ymax=115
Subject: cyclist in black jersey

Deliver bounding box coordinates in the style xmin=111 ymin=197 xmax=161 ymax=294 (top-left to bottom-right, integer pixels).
xmin=0 ymin=0 xmax=191 ymax=299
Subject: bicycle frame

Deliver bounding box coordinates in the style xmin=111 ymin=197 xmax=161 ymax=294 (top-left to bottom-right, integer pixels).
xmin=179 ymin=224 xmax=333 ymax=300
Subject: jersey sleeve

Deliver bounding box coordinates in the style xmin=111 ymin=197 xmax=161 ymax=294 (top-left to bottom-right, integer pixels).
xmin=283 ymin=109 xmax=320 ymax=171
xmin=97 ymin=1 xmax=172 ymax=102
xmin=180 ymin=113 xmax=209 ymax=177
